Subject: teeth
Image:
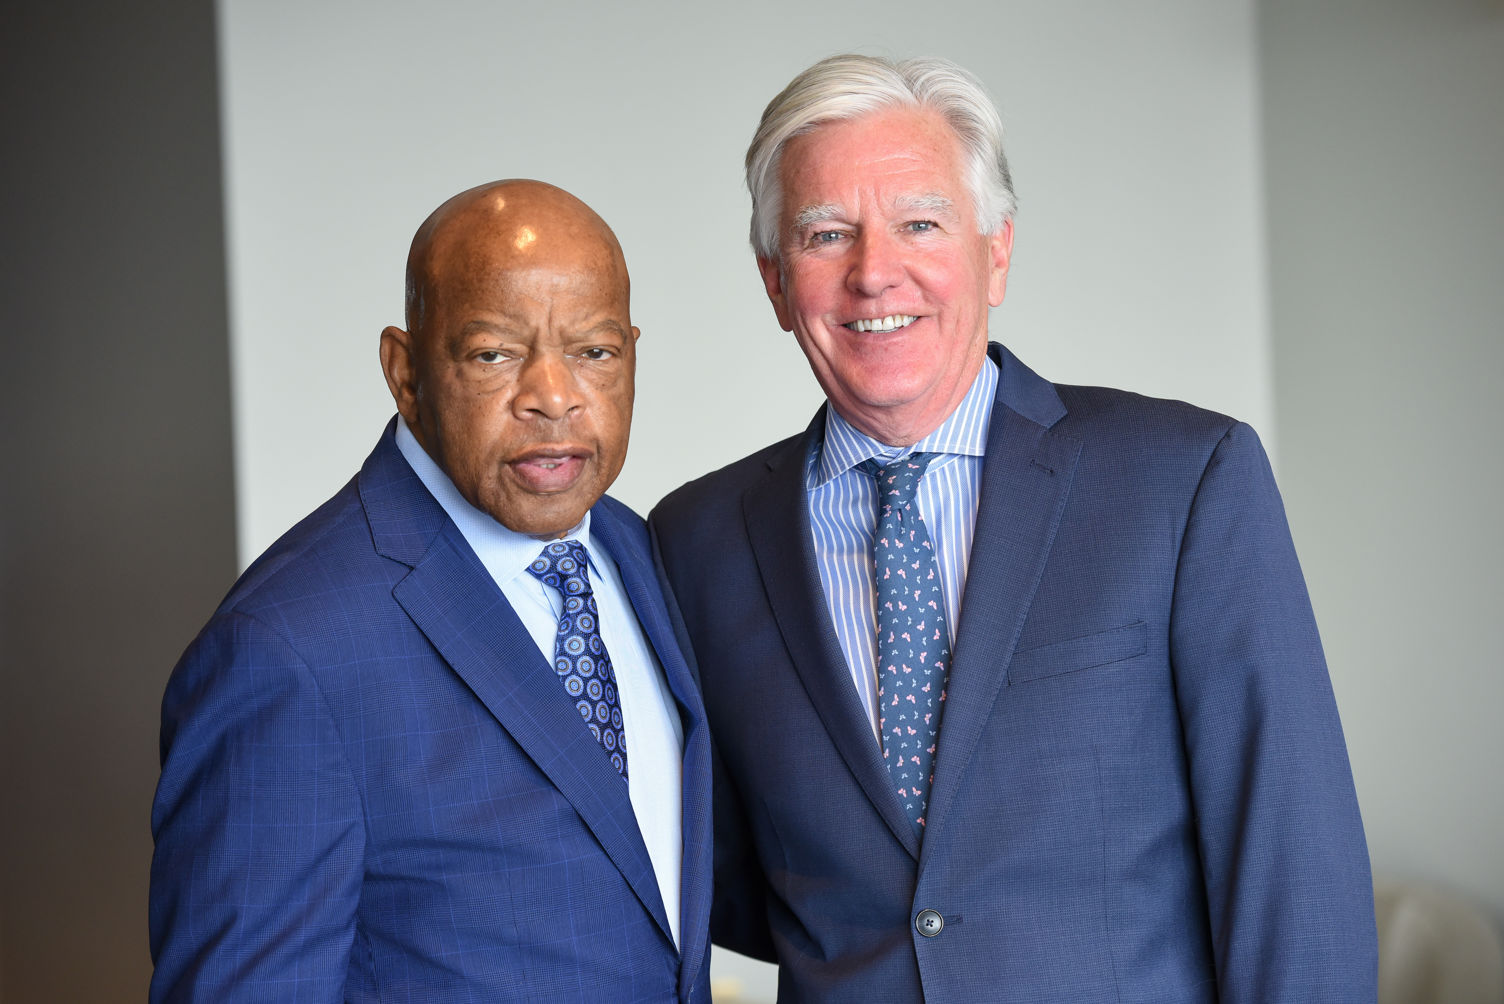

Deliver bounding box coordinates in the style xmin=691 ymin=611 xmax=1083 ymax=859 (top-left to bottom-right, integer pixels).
xmin=845 ymin=314 xmax=917 ymax=333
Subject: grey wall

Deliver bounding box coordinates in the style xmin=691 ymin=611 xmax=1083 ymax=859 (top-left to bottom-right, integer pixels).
xmin=218 ymin=0 xmax=1274 ymax=563
xmin=0 ymin=2 xmax=236 ymax=1000
xmin=1261 ymin=0 xmax=1504 ymax=926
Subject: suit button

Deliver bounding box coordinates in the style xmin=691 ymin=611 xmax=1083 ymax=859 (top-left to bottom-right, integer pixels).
xmin=915 ymin=909 xmax=944 ymax=937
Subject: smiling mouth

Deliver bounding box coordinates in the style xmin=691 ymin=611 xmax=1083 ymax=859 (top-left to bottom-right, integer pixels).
xmin=844 ymin=314 xmax=917 ymax=333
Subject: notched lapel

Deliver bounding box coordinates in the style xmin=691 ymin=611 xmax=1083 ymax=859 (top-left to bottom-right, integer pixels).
xmin=388 ymin=520 xmax=672 ymax=945
xmin=742 ymin=423 xmax=922 ymax=857
xmin=923 ymin=402 xmax=1082 ymax=852
xmin=591 ymin=504 xmax=714 ymax=986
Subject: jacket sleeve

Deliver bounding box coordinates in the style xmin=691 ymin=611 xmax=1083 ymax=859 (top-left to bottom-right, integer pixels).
xmin=705 ymin=737 xmax=777 ymax=962
xmin=1169 ymin=422 xmax=1377 ymax=1001
xmin=649 ymin=513 xmax=777 ymax=963
xmin=149 ymin=611 xmax=365 ymax=1003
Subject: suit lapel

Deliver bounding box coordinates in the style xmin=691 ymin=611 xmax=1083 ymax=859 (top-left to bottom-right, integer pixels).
xmin=742 ymin=413 xmax=922 ymax=857
xmin=922 ymin=347 xmax=1081 ymax=853
xmin=592 ymin=503 xmax=713 ymax=992
xmin=358 ymin=430 xmax=667 ymax=944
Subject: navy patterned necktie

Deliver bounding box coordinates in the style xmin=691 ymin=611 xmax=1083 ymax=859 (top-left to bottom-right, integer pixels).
xmin=527 ymin=540 xmax=628 ymax=781
xmin=859 ymin=453 xmax=951 ymax=834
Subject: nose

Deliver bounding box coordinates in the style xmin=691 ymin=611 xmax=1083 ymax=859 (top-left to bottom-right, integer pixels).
xmin=513 ymin=350 xmax=584 ymax=421
xmin=846 ymin=229 xmax=905 ymax=299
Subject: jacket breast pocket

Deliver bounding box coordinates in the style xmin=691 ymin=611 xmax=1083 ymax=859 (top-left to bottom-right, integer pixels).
xmin=1008 ymin=621 xmax=1148 ymax=685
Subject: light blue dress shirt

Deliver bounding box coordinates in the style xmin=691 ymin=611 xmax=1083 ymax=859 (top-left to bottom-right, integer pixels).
xmin=806 ymin=357 xmax=997 ymax=740
xmin=395 ymin=419 xmax=684 ymax=946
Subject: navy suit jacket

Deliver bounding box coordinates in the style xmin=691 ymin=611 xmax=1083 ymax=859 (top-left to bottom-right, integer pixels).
xmin=650 ymin=344 xmax=1376 ymax=1002
xmin=150 ymin=423 xmax=713 ymax=1002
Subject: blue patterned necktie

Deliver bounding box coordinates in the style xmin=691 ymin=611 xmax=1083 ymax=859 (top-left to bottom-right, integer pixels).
xmin=527 ymin=540 xmax=628 ymax=781
xmin=860 ymin=453 xmax=951 ymax=834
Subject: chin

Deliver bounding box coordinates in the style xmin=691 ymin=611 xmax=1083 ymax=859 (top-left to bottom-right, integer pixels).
xmin=524 ymin=505 xmax=591 ymax=539
xmin=849 ymin=375 xmax=933 ymax=410
xmin=478 ymin=491 xmax=580 ymax=539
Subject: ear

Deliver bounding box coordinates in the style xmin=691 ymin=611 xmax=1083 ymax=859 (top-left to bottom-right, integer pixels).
xmin=986 ymin=220 xmax=1014 ymax=308
xmin=625 ymin=324 xmax=641 ymax=370
xmin=757 ymin=255 xmax=794 ymax=332
xmin=379 ymin=325 xmax=422 ymax=427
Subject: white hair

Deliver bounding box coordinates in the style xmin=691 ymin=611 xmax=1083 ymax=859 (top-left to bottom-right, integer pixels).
xmin=745 ymin=54 xmax=1017 ymax=259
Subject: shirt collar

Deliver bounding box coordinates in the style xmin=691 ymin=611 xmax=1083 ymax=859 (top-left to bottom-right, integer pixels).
xmin=811 ymin=354 xmax=998 ymax=489
xmin=394 ymin=416 xmax=590 ymax=584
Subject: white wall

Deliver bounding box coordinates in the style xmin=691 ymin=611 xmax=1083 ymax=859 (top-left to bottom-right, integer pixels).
xmin=1260 ymin=0 xmax=1504 ymax=928
xmin=219 ymin=2 xmax=1270 ymax=998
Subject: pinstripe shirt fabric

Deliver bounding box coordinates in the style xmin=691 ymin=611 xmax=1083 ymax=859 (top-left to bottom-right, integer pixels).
xmin=807 ymin=356 xmax=998 ymax=740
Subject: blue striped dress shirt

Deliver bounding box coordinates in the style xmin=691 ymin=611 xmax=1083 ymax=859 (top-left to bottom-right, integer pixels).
xmin=807 ymin=356 xmax=998 ymax=740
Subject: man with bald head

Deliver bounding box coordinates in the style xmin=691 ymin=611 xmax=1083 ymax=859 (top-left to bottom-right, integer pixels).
xmin=150 ymin=181 xmax=712 ymax=1002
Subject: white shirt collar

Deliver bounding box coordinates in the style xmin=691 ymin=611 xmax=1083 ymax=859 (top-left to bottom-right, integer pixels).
xmin=393 ymin=417 xmax=590 ymax=583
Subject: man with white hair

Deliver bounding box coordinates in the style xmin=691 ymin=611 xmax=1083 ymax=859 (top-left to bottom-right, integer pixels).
xmin=651 ymin=54 xmax=1376 ymax=1001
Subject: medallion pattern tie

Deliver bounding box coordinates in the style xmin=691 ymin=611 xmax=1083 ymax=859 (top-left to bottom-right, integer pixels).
xmin=528 ymin=540 xmax=628 ymax=781
xmin=859 ymin=453 xmax=950 ymax=834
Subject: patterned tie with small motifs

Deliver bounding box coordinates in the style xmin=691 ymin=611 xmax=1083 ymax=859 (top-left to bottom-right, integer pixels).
xmin=528 ymin=540 xmax=628 ymax=781
xmin=860 ymin=453 xmax=951 ymax=835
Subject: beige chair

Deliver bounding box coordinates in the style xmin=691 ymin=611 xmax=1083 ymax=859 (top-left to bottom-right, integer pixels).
xmin=1376 ymin=879 xmax=1504 ymax=1004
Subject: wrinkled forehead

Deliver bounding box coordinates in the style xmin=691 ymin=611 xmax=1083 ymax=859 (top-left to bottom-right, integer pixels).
xmin=773 ymin=114 xmax=972 ymax=245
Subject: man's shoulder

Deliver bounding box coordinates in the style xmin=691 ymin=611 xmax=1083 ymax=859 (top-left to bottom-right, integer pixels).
xmin=985 ymin=342 xmax=1241 ymax=449
xmin=651 ymin=429 xmax=808 ymax=528
xmin=216 ymin=426 xmax=437 ymax=619
xmin=1040 ymin=381 xmax=1283 ymax=498
xmin=215 ymin=475 xmax=394 ymax=620
xmin=593 ymin=492 xmax=647 ymax=532
xmin=589 ymin=492 xmax=653 ymax=569
xmin=1052 ymin=382 xmax=1241 ymax=448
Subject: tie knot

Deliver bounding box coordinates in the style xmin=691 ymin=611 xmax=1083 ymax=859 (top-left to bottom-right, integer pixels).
xmin=859 ymin=452 xmax=937 ymax=508
xmin=528 ymin=539 xmax=593 ymax=596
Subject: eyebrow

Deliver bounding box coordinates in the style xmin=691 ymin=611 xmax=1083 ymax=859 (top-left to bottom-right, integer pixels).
xmin=790 ymin=192 xmax=958 ymax=233
xmin=792 ymin=203 xmax=843 ymax=230
xmin=567 ymin=319 xmax=631 ymax=340
xmin=897 ymin=192 xmax=956 ymax=216
xmin=455 ymin=317 xmax=630 ymax=341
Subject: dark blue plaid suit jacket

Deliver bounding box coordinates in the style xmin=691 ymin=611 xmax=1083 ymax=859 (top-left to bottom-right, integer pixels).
xmin=150 ymin=422 xmax=713 ymax=1002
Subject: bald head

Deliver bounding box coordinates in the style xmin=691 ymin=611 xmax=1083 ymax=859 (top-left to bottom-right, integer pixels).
xmin=404 ymin=179 xmax=629 ymax=343
xmin=380 ymin=179 xmax=640 ymax=538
